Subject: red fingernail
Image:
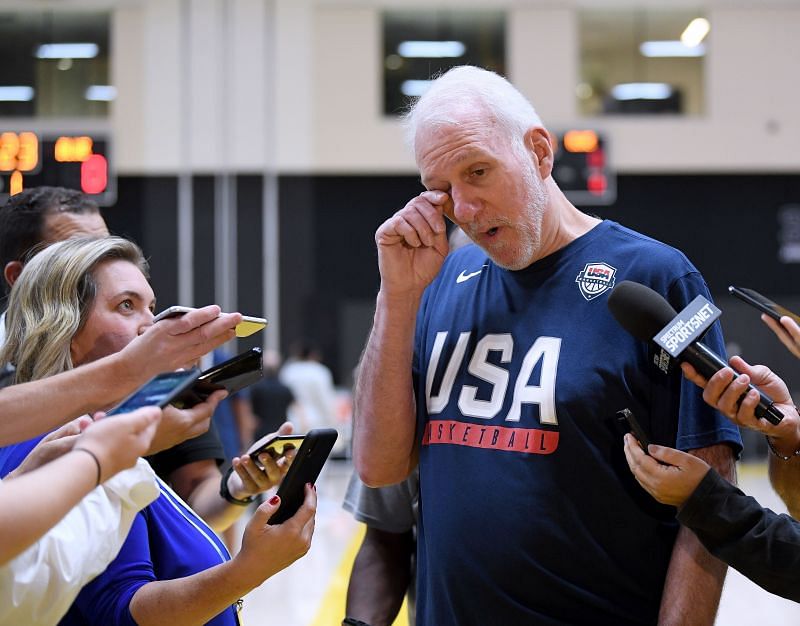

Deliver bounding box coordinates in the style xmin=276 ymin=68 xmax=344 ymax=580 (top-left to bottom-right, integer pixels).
xmin=269 ymin=495 xmax=279 ymax=505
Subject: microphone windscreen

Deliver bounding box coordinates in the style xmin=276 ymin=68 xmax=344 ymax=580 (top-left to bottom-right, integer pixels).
xmin=607 ymin=280 xmax=677 ymax=341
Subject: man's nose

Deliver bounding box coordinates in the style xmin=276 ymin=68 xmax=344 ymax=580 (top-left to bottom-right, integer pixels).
xmin=451 ymin=186 xmax=480 ymax=222
xmin=138 ymin=311 xmax=155 ymax=335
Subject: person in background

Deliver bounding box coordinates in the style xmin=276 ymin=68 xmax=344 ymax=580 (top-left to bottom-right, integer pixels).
xmin=280 ymin=340 xmax=344 ymax=457
xmin=203 ymin=346 xmax=259 ymax=550
xmin=204 ymin=347 xmax=258 ymax=460
xmin=0 ymin=186 xmax=107 ymax=302
xmin=250 ymin=349 xmax=297 ymax=441
xmin=342 ymin=469 xmax=418 ymax=626
xmin=0 ymin=186 xmax=277 ymax=533
xmin=353 ymin=66 xmax=740 ymax=625
xmin=0 ymin=236 xmax=316 ymax=625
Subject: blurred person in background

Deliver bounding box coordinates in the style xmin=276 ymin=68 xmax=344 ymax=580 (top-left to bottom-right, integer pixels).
xmin=280 ymin=340 xmax=344 ymax=455
xmin=202 ymin=346 xmax=259 ymax=549
xmin=342 ymin=468 xmax=418 ymax=626
xmin=0 ymin=236 xmax=316 ymax=625
xmin=250 ymin=349 xmax=296 ymax=441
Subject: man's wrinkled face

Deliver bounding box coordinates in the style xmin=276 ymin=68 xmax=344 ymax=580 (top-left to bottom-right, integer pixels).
xmin=417 ymin=117 xmax=548 ymax=271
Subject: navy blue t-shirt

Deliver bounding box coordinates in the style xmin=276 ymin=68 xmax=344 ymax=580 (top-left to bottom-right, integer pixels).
xmin=412 ymin=220 xmax=742 ymax=625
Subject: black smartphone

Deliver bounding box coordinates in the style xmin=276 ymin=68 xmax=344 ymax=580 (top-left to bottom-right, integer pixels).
xmin=107 ymin=369 xmax=202 ymax=416
xmin=173 ymin=348 xmax=264 ymax=409
xmin=728 ymin=286 xmax=800 ymax=324
xmin=247 ymin=433 xmax=306 ymax=468
xmin=268 ymin=428 xmax=338 ymax=525
xmin=617 ymin=408 xmax=651 ymax=454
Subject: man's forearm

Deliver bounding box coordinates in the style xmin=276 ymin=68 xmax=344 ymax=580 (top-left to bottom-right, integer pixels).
xmin=659 ymin=443 xmax=735 ymax=625
xmin=353 ymin=290 xmax=421 ymax=486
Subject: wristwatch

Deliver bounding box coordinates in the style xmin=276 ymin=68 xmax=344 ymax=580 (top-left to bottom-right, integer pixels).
xmin=342 ymin=618 xmax=372 ymax=626
xmin=219 ymin=466 xmax=255 ymax=506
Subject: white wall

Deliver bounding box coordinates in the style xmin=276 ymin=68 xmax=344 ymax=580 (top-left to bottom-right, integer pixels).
xmin=105 ymin=0 xmax=800 ymax=174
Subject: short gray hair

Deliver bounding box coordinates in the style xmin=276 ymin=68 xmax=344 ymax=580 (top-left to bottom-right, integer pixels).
xmin=402 ymin=66 xmax=544 ymax=156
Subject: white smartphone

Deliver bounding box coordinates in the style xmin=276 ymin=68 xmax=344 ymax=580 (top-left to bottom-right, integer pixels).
xmin=153 ymin=305 xmax=268 ymax=338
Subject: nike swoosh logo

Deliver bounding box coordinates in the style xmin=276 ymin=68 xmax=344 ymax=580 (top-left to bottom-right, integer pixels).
xmin=456 ymin=267 xmax=486 ymax=284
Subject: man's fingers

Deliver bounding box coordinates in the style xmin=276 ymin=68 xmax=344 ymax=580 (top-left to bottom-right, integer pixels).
xmin=679 ymin=362 xmax=706 ymax=388
xmin=418 ymin=190 xmax=450 ymax=206
xmin=163 ymin=304 xmax=221 ymax=334
xmin=646 ymin=444 xmax=684 ymax=467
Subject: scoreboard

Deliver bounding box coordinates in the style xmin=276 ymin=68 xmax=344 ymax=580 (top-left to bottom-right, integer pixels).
xmin=0 ymin=131 xmax=115 ymax=206
xmin=0 ymin=128 xmax=612 ymax=208
xmin=552 ymin=129 xmax=615 ymax=206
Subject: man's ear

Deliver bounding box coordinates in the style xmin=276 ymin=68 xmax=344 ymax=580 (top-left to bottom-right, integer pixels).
xmin=524 ymin=127 xmax=555 ymax=180
xmin=4 ymin=261 xmax=23 ymax=288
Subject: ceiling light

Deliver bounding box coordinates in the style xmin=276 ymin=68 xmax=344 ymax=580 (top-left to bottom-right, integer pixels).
xmin=397 ymin=41 xmax=466 ymax=58
xmin=611 ymin=83 xmax=673 ymax=101
xmin=640 ymin=41 xmax=706 ymax=57
xmin=85 ymin=85 xmax=117 ymax=101
xmin=36 ymin=43 xmax=99 ymax=59
xmin=0 ymin=86 xmax=34 ymax=101
xmin=401 ymin=80 xmax=433 ymax=97
xmin=681 ymin=18 xmax=710 ymax=47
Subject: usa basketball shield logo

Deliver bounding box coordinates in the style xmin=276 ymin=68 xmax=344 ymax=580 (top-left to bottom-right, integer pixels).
xmin=575 ymin=262 xmax=617 ymax=301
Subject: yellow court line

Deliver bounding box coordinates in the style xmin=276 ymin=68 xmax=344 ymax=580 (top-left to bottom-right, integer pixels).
xmin=310 ymin=523 xmax=409 ymax=626
xmin=738 ymin=461 xmax=768 ymax=479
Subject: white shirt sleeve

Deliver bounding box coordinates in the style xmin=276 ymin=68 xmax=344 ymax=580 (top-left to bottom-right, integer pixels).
xmin=0 ymin=458 xmax=159 ymax=626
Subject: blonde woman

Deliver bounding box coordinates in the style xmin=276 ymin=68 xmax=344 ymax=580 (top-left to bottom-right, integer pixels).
xmin=0 ymin=237 xmax=316 ymax=626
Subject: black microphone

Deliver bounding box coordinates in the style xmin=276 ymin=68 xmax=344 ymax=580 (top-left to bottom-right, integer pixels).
xmin=608 ymin=280 xmax=784 ymax=425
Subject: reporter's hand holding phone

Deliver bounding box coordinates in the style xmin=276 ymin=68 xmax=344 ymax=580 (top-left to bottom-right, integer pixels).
xmin=143 ymin=389 xmax=228 ymax=455
xmin=762 ymin=314 xmax=800 ymax=359
xmin=623 ymin=433 xmax=711 ymax=507
xmin=681 ymin=355 xmax=800 ymax=457
xmin=120 ymin=305 xmax=242 ymax=381
xmin=232 ymin=483 xmax=316 ymax=587
xmin=226 ymin=422 xmax=297 ymax=501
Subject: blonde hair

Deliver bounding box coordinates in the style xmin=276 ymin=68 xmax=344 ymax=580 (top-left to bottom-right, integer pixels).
xmin=0 ymin=236 xmax=149 ymax=383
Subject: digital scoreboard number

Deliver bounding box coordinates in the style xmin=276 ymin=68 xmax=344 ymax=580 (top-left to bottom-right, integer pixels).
xmin=0 ymin=131 xmax=115 ymax=206
xmin=552 ymin=129 xmax=615 ymax=206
